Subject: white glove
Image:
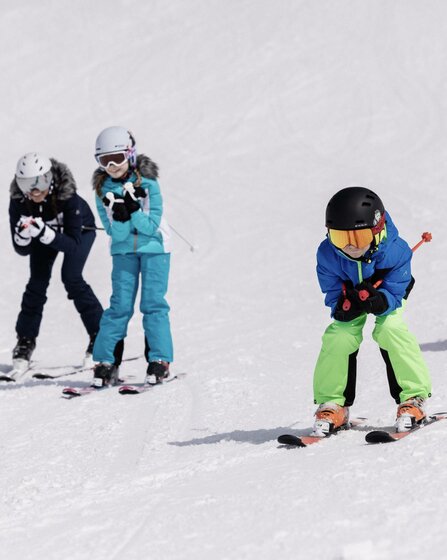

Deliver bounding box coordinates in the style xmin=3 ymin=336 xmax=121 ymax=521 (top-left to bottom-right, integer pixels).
xmin=14 ymin=216 xmax=34 ymax=246
xmin=28 ymin=217 xmax=45 ymax=238
xmin=39 ymin=224 xmax=56 ymax=245
xmin=28 ymin=217 xmax=56 ymax=245
xmin=15 ymin=215 xmax=34 ymax=236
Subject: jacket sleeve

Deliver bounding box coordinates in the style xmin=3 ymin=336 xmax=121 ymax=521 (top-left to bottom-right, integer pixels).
xmin=95 ymin=195 xmax=112 ymax=235
xmin=129 ymin=179 xmax=162 ymax=237
xmin=376 ymin=238 xmax=413 ymax=315
xmin=9 ymin=199 xmax=32 ymax=256
xmin=316 ymin=242 xmax=343 ymax=315
xmin=44 ymin=195 xmax=83 ymax=253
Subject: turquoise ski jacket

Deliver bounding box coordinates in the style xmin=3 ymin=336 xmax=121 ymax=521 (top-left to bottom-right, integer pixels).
xmin=93 ymin=155 xmax=170 ymax=255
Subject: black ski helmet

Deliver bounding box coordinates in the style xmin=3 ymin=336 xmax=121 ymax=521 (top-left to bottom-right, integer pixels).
xmin=325 ymin=186 xmax=385 ymax=230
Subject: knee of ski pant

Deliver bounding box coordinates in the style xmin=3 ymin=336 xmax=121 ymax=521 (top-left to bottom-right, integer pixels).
xmin=61 ymin=274 xmax=86 ymax=298
xmin=140 ymin=297 xmax=170 ymax=315
xmin=372 ymin=310 xmax=407 ymax=346
xmin=106 ymin=293 xmax=136 ymax=321
xmin=26 ymin=274 xmax=52 ymax=293
xmin=321 ymin=318 xmax=365 ymax=354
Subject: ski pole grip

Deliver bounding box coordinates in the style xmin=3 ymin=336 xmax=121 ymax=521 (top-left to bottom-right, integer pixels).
xmin=359 ymin=279 xmax=383 ymax=301
xmin=358 ymin=289 xmax=370 ymax=301
xmin=411 ymin=232 xmax=432 ymax=252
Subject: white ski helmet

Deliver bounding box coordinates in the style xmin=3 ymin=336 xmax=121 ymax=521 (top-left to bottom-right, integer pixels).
xmin=15 ymin=152 xmax=53 ymax=193
xmin=94 ymin=126 xmax=137 ymax=167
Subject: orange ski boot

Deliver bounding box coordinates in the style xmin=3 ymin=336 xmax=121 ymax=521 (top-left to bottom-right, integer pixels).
xmin=395 ymin=397 xmax=426 ymax=432
xmin=312 ymin=402 xmax=350 ymax=437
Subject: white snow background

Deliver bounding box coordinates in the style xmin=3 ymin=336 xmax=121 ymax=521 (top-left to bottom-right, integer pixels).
xmin=0 ymin=1 xmax=447 ymax=559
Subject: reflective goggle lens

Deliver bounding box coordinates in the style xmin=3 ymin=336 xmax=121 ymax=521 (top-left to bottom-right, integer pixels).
xmin=328 ymin=228 xmax=374 ymax=249
xmin=96 ymin=151 xmax=128 ymax=169
xmin=16 ymin=172 xmax=52 ymax=194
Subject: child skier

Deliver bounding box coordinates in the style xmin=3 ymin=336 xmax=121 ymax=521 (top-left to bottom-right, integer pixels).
xmin=91 ymin=126 xmax=173 ymax=387
xmin=313 ymin=186 xmax=431 ymax=435
xmin=9 ymin=153 xmax=104 ymax=377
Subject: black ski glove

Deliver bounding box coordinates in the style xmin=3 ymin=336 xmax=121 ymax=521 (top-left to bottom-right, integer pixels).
xmin=123 ymin=190 xmax=141 ymax=214
xmin=333 ymin=288 xmax=364 ymax=322
xmin=355 ymin=282 xmax=389 ymax=315
xmin=102 ymin=195 xmax=130 ymax=223
xmin=132 ymin=186 xmax=147 ymax=199
xmin=122 ymin=181 xmax=146 ymax=214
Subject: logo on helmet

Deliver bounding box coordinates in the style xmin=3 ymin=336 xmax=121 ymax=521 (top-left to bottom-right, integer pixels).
xmin=373 ymin=209 xmax=382 ymax=227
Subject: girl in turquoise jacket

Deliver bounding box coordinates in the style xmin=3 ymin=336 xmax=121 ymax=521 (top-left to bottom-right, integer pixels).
xmin=91 ymin=126 xmax=173 ymax=387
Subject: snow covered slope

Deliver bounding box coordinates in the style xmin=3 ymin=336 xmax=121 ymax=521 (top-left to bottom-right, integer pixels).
xmin=1 ymin=1 xmax=447 ymax=558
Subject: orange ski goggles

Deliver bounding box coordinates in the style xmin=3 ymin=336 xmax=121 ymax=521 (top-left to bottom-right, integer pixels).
xmin=328 ymin=212 xmax=386 ymax=250
xmin=328 ymin=228 xmax=374 ymax=249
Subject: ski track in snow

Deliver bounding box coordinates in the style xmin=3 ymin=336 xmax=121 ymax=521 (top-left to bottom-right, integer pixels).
xmin=2 ymin=1 xmax=447 ymax=559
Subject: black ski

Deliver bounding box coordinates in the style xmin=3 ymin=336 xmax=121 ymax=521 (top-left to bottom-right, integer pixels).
xmin=0 ymin=361 xmax=33 ymax=382
xmin=365 ymin=413 xmax=447 ymax=444
xmin=277 ymin=417 xmax=366 ymax=448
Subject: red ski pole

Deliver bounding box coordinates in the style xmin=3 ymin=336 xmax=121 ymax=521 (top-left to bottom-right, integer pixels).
xmin=358 ymin=232 xmax=432 ymax=301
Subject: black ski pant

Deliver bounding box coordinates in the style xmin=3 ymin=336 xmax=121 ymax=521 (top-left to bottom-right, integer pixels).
xmin=16 ymin=231 xmax=103 ymax=340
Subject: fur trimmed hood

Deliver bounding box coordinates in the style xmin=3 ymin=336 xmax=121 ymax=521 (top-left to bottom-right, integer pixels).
xmin=92 ymin=154 xmax=159 ymax=194
xmin=9 ymin=158 xmax=76 ymax=201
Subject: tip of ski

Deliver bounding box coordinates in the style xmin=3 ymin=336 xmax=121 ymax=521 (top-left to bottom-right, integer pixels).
xmin=277 ymin=434 xmax=317 ymax=447
xmin=118 ymin=373 xmax=186 ymax=395
xmin=365 ymin=413 xmax=447 ymax=444
xmin=0 ymin=374 xmax=17 ymax=383
xmin=0 ymin=367 xmax=32 ymax=383
xmin=277 ymin=417 xmax=367 ymax=448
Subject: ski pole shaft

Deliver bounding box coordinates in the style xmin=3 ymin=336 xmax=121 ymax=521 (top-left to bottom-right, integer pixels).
xmin=83 ymin=222 xmax=196 ymax=252
xmin=168 ymin=223 xmax=196 ymax=252
xmin=82 ymin=225 xmax=105 ymax=231
xmin=358 ymin=231 xmax=432 ymax=300
xmin=146 ymin=216 xmax=195 ymax=252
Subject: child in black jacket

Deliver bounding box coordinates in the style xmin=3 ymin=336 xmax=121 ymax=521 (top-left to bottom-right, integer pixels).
xmin=8 ymin=152 xmax=104 ymax=378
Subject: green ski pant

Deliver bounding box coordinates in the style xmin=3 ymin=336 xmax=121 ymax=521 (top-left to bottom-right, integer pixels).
xmin=313 ymin=303 xmax=431 ymax=406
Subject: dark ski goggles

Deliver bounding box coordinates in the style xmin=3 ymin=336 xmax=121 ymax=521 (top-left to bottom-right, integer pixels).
xmin=95 ymin=151 xmax=128 ymax=170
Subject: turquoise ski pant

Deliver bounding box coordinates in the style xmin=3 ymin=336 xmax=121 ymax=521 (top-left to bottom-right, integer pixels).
xmin=93 ymin=253 xmax=173 ymax=364
xmin=313 ymin=303 xmax=431 ymax=406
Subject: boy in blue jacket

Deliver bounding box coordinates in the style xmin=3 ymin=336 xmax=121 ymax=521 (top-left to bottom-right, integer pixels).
xmin=91 ymin=126 xmax=173 ymax=387
xmin=313 ymin=187 xmax=431 ymax=435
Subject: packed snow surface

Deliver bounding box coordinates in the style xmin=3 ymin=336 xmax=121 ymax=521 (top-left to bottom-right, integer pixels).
xmin=1 ymin=1 xmax=447 ymax=559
